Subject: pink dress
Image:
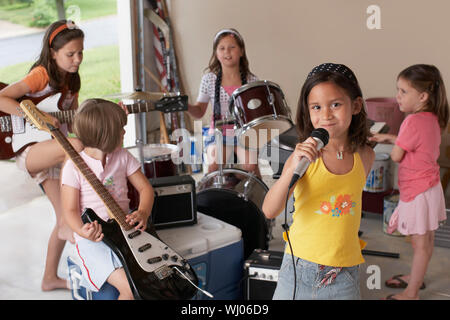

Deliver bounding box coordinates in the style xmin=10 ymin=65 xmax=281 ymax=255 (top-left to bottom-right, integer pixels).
xmin=388 ymin=112 xmax=447 ymax=235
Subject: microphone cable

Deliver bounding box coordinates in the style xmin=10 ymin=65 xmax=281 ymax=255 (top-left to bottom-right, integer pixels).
xmin=281 ymin=185 xmax=297 ymax=300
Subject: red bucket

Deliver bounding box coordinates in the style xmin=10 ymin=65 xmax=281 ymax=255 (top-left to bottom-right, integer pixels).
xmin=366 ymin=97 xmax=405 ymax=135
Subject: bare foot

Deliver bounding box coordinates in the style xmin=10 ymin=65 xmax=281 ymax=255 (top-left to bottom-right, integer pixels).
xmin=58 ymin=224 xmax=75 ymax=244
xmin=42 ymin=277 xmax=70 ymax=292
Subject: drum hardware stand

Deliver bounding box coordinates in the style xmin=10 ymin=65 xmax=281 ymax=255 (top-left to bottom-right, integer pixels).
xmin=357 ymin=230 xmax=400 ymax=258
xmin=211 ymin=125 xmax=228 ymax=188
xmin=213 ymin=172 xmax=226 ymax=188
xmin=362 ymin=249 xmax=399 ymax=259
xmin=213 ymin=163 xmax=227 ymax=188
xmin=237 ymin=179 xmax=251 ymax=202
xmin=136 ymin=138 xmax=145 ymax=173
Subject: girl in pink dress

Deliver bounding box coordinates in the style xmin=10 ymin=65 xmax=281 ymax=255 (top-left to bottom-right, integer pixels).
xmin=370 ymin=64 xmax=449 ymax=300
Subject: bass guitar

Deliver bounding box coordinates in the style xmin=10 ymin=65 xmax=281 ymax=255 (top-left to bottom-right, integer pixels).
xmin=0 ymin=81 xmax=187 ymax=160
xmin=19 ymin=99 xmax=198 ymax=300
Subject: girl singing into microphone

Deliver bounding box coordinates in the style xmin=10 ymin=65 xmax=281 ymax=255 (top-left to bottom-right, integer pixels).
xmin=263 ymin=63 xmax=375 ymax=300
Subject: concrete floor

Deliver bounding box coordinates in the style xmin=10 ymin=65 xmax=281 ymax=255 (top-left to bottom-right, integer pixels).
xmin=0 ymin=159 xmax=449 ymax=300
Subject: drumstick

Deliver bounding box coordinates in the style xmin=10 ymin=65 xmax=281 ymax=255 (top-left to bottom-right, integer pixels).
xmin=159 ymin=114 xmax=170 ymax=144
xmin=144 ymin=65 xmax=166 ymax=93
xmin=144 ymin=65 xmax=170 ymax=144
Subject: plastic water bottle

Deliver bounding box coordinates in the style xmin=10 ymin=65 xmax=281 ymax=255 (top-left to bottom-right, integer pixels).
xmin=190 ymin=136 xmax=202 ymax=173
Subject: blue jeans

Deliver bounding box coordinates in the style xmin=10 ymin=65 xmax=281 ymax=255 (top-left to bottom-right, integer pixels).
xmin=273 ymin=253 xmax=361 ymax=300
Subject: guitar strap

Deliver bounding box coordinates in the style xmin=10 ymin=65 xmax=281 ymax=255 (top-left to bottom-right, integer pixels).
xmin=56 ymin=86 xmax=76 ymax=111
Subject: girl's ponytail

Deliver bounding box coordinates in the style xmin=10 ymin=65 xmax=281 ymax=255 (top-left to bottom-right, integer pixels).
xmin=399 ymin=64 xmax=449 ymax=129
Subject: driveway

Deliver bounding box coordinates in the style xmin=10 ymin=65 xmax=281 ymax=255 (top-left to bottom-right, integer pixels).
xmin=0 ymin=15 xmax=118 ymax=68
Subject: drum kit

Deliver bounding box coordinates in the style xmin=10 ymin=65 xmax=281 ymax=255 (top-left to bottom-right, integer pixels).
xmin=115 ymin=80 xmax=294 ymax=259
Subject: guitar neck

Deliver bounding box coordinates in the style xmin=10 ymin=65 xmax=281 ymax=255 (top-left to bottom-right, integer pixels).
xmin=49 ymin=110 xmax=76 ymax=124
xmin=47 ymin=102 xmax=156 ymax=124
xmin=125 ymin=101 xmax=157 ymax=113
xmin=51 ymin=129 xmax=131 ymax=230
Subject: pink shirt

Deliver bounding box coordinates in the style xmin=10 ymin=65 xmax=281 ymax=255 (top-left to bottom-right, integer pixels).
xmin=61 ymin=148 xmax=141 ymax=242
xmin=396 ymin=112 xmax=441 ymax=202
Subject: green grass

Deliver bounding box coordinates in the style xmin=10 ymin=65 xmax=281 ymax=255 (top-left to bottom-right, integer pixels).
xmin=0 ymin=2 xmax=34 ymax=26
xmin=0 ymin=44 xmax=121 ymax=104
xmin=65 ymin=0 xmax=117 ymax=21
xmin=0 ymin=0 xmax=117 ymax=27
xmin=77 ymin=44 xmax=120 ymax=103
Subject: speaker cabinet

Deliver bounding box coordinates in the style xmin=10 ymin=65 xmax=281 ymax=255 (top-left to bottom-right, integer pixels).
xmin=244 ymin=249 xmax=283 ymax=300
xmin=149 ymin=175 xmax=197 ymax=229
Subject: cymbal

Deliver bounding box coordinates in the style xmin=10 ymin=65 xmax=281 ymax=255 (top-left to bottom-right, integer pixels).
xmin=104 ymin=91 xmax=166 ymax=101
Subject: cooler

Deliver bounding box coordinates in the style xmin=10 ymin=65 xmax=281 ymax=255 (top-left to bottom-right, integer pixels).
xmin=67 ymin=212 xmax=243 ymax=300
xmin=158 ymin=213 xmax=244 ymax=300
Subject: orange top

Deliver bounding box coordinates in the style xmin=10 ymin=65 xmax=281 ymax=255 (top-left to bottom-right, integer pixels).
xmin=21 ymin=66 xmax=78 ymax=111
xmin=22 ymin=66 xmax=50 ymax=93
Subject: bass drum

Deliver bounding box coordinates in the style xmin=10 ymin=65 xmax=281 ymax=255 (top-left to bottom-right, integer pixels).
xmin=196 ymin=168 xmax=272 ymax=259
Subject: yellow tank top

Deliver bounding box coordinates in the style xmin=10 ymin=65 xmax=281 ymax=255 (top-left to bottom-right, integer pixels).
xmin=285 ymin=152 xmax=366 ymax=267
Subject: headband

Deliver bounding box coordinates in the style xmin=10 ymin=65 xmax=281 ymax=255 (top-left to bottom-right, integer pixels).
xmin=48 ymin=21 xmax=79 ymax=46
xmin=307 ymin=63 xmax=357 ymax=84
xmin=214 ymin=28 xmax=243 ymax=44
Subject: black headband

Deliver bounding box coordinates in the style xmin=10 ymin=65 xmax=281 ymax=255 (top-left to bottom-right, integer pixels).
xmin=307 ymin=63 xmax=357 ymax=84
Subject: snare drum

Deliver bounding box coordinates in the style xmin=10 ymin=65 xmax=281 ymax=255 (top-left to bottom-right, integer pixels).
xmin=196 ymin=168 xmax=273 ymax=259
xmin=127 ymin=144 xmax=178 ymax=211
xmin=230 ymin=80 xmax=293 ymax=150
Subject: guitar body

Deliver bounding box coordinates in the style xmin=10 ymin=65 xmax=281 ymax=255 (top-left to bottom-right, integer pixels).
xmin=10 ymin=93 xmax=61 ymax=154
xmin=0 ymin=82 xmax=59 ymax=160
xmin=0 ymin=111 xmax=15 ymax=159
xmin=0 ymin=83 xmax=14 ymax=159
xmin=82 ymin=208 xmax=198 ymax=300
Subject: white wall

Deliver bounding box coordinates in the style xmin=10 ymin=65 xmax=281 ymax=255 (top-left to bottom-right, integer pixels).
xmin=170 ymin=0 xmax=450 ymax=118
xmin=167 ymin=0 xmax=450 ymax=166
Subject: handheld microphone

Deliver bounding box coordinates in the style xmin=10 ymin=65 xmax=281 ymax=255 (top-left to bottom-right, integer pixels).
xmin=288 ymin=128 xmax=329 ymax=189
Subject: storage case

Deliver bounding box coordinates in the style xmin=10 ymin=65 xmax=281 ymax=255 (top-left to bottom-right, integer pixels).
xmin=67 ymin=213 xmax=243 ymax=300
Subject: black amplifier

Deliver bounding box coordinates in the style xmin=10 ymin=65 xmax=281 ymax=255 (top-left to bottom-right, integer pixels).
xmin=244 ymin=249 xmax=283 ymax=300
xmin=149 ymin=175 xmax=197 ymax=229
